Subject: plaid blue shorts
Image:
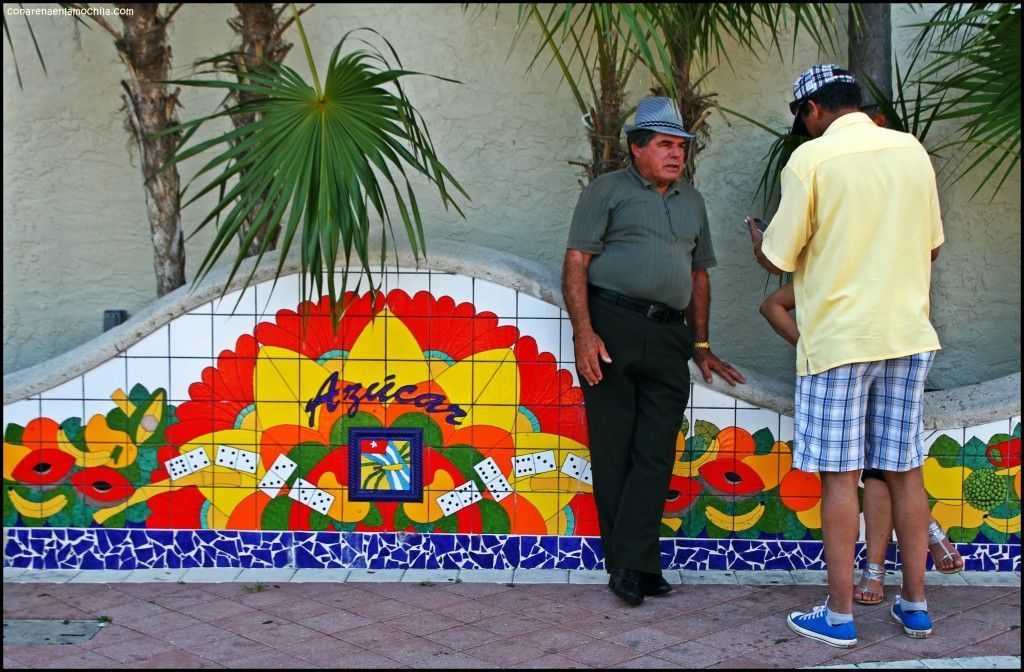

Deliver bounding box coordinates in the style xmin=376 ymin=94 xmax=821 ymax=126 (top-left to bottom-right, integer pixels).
xmin=792 ymin=351 xmax=936 ymax=473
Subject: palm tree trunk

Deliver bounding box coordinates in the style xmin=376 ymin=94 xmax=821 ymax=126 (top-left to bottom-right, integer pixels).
xmin=669 ymin=42 xmax=708 ymax=183
xmin=848 ymin=4 xmax=892 ymax=110
xmin=116 ymin=3 xmax=185 ymax=297
xmin=590 ymin=32 xmax=628 ymax=177
xmin=227 ymin=3 xmax=295 ymax=257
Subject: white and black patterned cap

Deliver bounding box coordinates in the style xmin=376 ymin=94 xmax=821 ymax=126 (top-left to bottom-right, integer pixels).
xmin=789 ymin=64 xmax=857 ymax=136
xmin=791 ymin=64 xmax=856 ymax=109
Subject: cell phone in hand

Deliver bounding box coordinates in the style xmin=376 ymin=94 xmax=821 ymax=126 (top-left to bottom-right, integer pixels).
xmin=745 ymin=217 xmax=769 ymax=234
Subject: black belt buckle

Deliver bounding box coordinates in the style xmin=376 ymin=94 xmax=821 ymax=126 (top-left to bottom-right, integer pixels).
xmin=646 ymin=304 xmax=669 ymax=322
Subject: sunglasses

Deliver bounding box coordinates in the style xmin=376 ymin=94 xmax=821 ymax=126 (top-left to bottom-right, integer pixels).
xmin=789 ymin=99 xmax=811 ymax=116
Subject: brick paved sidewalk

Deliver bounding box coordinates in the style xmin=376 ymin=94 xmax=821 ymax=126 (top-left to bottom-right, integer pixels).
xmin=3 ymin=569 xmax=1020 ymax=669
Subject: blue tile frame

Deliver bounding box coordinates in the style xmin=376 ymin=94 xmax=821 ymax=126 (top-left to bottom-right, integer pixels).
xmin=347 ymin=427 xmax=424 ymax=503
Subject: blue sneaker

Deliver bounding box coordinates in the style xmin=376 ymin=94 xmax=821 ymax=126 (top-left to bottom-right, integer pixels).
xmin=891 ymin=601 xmax=932 ymax=638
xmin=787 ymin=605 xmax=857 ymax=648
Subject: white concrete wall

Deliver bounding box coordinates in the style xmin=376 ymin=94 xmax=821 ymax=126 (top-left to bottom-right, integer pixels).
xmin=3 ymin=3 xmax=1020 ymax=390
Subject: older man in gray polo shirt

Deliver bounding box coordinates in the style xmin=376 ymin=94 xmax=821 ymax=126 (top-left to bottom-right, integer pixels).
xmin=563 ymin=96 xmax=744 ymax=607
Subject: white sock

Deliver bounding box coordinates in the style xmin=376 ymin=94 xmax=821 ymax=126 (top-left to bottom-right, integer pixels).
xmin=897 ymin=595 xmax=928 ymax=612
xmin=826 ymin=607 xmax=853 ymax=626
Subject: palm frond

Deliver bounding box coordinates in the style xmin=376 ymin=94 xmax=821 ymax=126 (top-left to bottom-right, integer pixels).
xmin=164 ymin=26 xmax=468 ymax=324
xmin=621 ymin=3 xmax=843 ymax=93
xmin=718 ymin=105 xmax=806 ymax=215
xmin=860 ymin=53 xmax=944 ymax=145
xmin=513 ymin=4 xmax=637 ymax=116
xmin=2 ymin=3 xmax=48 ymax=89
xmin=906 ymin=3 xmax=1020 ymax=199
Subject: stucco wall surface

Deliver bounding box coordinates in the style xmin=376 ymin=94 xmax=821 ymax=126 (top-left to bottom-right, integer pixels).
xmin=3 ymin=3 xmax=1020 ymax=390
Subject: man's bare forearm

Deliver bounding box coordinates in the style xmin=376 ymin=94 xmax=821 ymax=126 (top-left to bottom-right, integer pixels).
xmin=562 ymin=249 xmax=594 ymax=337
xmin=752 ymin=237 xmax=784 ymax=275
xmin=685 ymin=267 xmax=744 ymax=385
xmin=684 ymin=269 xmax=710 ymax=342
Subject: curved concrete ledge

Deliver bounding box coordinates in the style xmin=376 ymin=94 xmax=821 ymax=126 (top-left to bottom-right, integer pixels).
xmin=4 ymin=240 xmax=1020 ymax=430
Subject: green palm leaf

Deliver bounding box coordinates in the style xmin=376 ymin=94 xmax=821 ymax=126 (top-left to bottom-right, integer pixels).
xmin=612 ymin=3 xmax=841 ymax=180
xmin=617 ymin=3 xmax=843 ymax=99
xmin=164 ymin=21 xmax=467 ymax=321
xmin=513 ymin=4 xmax=640 ymax=116
xmin=717 ymin=105 xmax=807 ymax=215
xmin=908 ymin=3 xmax=1020 ymax=198
xmin=2 ymin=4 xmax=48 ymax=89
xmin=511 ymin=4 xmax=642 ymax=179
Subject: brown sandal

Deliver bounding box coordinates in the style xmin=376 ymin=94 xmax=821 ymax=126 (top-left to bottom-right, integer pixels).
xmin=854 ymin=561 xmax=885 ymax=605
xmin=929 ymin=521 xmax=964 ymax=574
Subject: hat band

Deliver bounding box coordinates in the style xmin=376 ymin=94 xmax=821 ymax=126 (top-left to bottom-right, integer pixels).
xmin=633 ymin=120 xmax=688 ymax=133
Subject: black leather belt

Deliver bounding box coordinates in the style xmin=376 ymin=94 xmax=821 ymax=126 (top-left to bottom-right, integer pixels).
xmin=589 ymin=285 xmax=686 ymax=324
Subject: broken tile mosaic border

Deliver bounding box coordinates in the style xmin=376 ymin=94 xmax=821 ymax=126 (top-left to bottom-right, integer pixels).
xmin=4 ymin=528 xmax=1019 ymax=572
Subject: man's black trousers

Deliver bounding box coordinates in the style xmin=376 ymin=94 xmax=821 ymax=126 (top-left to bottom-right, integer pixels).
xmin=580 ymin=294 xmax=693 ymax=574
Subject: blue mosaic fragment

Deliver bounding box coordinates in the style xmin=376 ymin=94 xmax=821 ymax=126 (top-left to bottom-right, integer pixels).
xmin=186 ymin=531 xmax=223 ymax=568
xmin=243 ymin=532 xmax=291 ymax=568
xmin=210 ymin=533 xmax=243 ymax=560
xmin=366 ymin=532 xmax=403 ymax=569
xmin=446 ymin=532 xmax=481 ymax=569
xmin=555 ymin=536 xmax=583 ymax=569
xmin=2 ymin=529 xmax=30 ymax=568
xmin=519 ymin=536 xmax=557 ymax=569
xmin=176 ymin=531 xmax=198 ymax=554
xmin=431 ymin=532 xmax=455 ymax=557
xmin=581 ymin=537 xmax=604 ymax=570
xmin=76 ymin=553 xmax=105 ymax=570
xmin=239 ymin=531 xmax=264 ymax=547
xmin=103 ymin=528 xmax=129 ymax=549
xmin=416 ymin=535 xmax=443 ymax=569
xmin=293 ymin=532 xmax=322 ymax=568
xmin=459 ymin=534 xmax=494 ymax=569
xmin=398 ymin=533 xmax=430 ymax=569
xmin=109 ymin=545 xmax=138 ymax=570
xmin=337 ymin=532 xmax=368 ymax=568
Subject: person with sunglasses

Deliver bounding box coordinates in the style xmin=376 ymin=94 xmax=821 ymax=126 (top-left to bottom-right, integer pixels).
xmin=750 ymin=65 xmax=944 ymax=648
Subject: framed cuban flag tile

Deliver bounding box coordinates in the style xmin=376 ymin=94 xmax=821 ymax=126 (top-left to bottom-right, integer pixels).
xmin=348 ymin=427 xmax=424 ymax=503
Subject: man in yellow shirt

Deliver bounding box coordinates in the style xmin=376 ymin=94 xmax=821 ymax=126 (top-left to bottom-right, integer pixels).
xmin=751 ymin=64 xmax=943 ymax=648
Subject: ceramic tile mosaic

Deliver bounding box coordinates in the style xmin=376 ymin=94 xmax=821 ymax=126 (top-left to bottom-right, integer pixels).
xmin=2 ymin=270 xmax=1019 ymax=573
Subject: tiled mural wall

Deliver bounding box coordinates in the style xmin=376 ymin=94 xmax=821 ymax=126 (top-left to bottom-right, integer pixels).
xmin=3 ymin=270 xmax=1020 ymax=571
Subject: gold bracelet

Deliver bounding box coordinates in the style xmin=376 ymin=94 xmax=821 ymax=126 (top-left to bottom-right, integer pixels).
xmin=694 ymin=341 xmax=711 ymax=349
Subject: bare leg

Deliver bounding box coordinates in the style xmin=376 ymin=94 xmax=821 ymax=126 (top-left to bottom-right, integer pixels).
xmin=820 ymin=470 xmax=863 ymax=614
xmin=862 ymin=477 xmax=894 ymax=564
xmin=854 ymin=477 xmax=893 ymax=603
xmin=883 ymin=468 xmax=930 ymax=603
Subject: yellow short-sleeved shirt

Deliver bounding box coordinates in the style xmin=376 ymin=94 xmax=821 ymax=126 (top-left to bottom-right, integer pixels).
xmin=761 ymin=112 xmax=944 ymax=376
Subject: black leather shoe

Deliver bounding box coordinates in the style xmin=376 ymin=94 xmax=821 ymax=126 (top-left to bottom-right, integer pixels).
xmin=608 ymin=569 xmax=644 ymax=606
xmin=639 ymin=571 xmax=672 ymax=597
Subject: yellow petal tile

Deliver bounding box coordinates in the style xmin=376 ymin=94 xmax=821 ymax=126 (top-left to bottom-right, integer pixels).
xmin=432 ymin=348 xmax=519 ymax=432
xmin=255 ymin=346 xmax=332 ymax=429
xmin=344 ymin=310 xmax=430 ymax=391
